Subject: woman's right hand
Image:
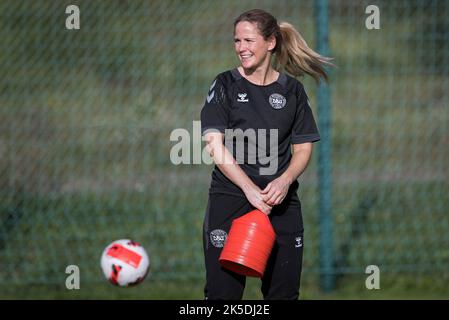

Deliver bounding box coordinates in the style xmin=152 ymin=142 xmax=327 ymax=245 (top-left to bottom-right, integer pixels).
xmin=243 ymin=185 xmax=272 ymax=215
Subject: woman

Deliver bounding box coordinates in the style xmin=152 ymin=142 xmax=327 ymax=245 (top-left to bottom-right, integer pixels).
xmin=200 ymin=9 xmax=332 ymax=300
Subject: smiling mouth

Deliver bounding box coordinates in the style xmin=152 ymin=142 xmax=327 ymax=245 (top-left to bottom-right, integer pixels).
xmin=240 ymin=54 xmax=253 ymax=60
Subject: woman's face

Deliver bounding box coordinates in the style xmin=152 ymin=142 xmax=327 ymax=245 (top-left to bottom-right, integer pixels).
xmin=234 ymin=21 xmax=276 ymax=71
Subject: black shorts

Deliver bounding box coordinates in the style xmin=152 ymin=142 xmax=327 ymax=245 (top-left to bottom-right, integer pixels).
xmin=203 ymin=191 xmax=304 ymax=300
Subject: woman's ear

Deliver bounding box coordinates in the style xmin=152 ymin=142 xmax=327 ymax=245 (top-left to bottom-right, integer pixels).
xmin=267 ymin=36 xmax=276 ymax=52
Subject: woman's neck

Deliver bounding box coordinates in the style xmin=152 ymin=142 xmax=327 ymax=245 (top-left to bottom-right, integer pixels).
xmin=238 ymin=65 xmax=279 ymax=86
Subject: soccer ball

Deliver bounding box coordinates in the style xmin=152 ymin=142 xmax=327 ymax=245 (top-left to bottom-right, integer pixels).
xmin=101 ymin=239 xmax=150 ymax=287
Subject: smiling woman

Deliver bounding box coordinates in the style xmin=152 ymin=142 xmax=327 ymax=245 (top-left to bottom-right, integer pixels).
xmin=200 ymin=9 xmax=333 ymax=300
xmin=234 ymin=9 xmax=332 ymax=84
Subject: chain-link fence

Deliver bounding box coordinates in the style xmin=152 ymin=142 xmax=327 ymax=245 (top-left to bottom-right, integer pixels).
xmin=0 ymin=0 xmax=448 ymax=297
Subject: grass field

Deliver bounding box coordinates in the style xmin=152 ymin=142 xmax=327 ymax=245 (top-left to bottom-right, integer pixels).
xmin=1 ymin=275 xmax=448 ymax=300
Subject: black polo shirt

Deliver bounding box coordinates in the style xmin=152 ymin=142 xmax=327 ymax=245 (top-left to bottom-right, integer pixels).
xmin=201 ymin=68 xmax=320 ymax=196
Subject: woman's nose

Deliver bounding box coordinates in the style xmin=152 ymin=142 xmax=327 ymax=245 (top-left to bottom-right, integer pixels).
xmin=237 ymin=42 xmax=247 ymax=52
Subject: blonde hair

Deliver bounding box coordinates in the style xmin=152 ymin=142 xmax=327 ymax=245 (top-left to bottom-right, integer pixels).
xmin=275 ymin=21 xmax=333 ymax=83
xmin=234 ymin=9 xmax=333 ymax=83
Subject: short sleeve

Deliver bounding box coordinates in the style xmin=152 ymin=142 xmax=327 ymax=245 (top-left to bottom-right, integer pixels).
xmin=200 ymin=77 xmax=230 ymax=135
xmin=291 ymin=85 xmax=321 ymax=144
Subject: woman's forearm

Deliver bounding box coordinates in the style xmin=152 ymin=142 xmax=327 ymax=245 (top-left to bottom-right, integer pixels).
xmin=280 ymin=143 xmax=313 ymax=186
xmin=207 ymin=138 xmax=256 ymax=192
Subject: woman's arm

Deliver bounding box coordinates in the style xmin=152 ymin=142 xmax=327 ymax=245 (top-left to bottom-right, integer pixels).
xmin=261 ymin=142 xmax=313 ymax=206
xmin=204 ymin=131 xmax=272 ymax=214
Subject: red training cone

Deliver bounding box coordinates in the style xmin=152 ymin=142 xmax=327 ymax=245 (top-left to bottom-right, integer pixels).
xmin=219 ymin=209 xmax=276 ymax=278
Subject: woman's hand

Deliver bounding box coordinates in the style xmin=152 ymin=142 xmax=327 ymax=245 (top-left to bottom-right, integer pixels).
xmin=244 ymin=185 xmax=273 ymax=215
xmin=261 ymin=176 xmax=292 ymax=206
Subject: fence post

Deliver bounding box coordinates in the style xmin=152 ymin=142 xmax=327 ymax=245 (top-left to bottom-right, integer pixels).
xmin=315 ymin=0 xmax=334 ymax=293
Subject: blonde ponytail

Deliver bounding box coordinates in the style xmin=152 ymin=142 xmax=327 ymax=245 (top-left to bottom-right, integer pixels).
xmin=275 ymin=22 xmax=333 ymax=83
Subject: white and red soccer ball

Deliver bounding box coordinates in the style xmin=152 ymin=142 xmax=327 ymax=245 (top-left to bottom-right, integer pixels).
xmin=101 ymin=239 xmax=150 ymax=287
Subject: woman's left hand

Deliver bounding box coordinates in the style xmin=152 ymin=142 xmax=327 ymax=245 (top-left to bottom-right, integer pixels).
xmin=261 ymin=176 xmax=291 ymax=206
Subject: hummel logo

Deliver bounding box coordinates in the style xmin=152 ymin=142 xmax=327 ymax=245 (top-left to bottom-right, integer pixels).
xmin=207 ymin=91 xmax=215 ymax=103
xmin=237 ymin=93 xmax=249 ymax=102
xmin=209 ymin=80 xmax=216 ymax=91
xmin=295 ymin=237 xmax=303 ymax=248
xmin=206 ymin=80 xmax=216 ymax=103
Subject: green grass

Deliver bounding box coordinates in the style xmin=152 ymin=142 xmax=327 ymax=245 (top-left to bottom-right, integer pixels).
xmin=2 ymin=274 xmax=448 ymax=300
